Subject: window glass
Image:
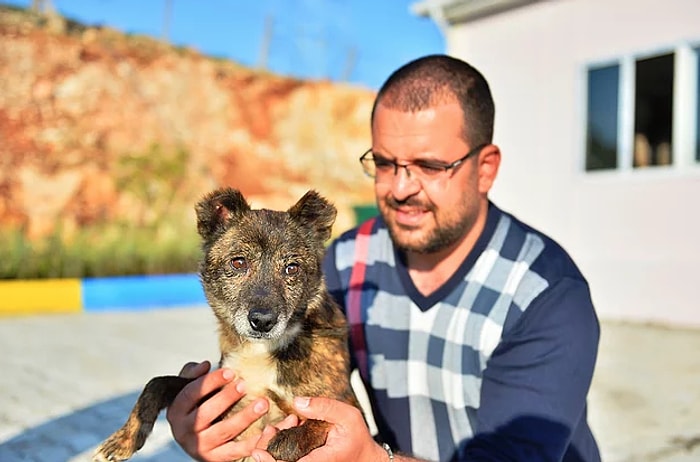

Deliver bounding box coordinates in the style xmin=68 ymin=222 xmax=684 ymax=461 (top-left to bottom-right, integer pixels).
xmin=586 ymin=65 xmax=619 ymax=171
xmin=633 ymin=53 xmax=674 ymax=167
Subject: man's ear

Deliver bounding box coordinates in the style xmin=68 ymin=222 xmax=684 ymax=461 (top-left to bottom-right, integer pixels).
xmin=477 ymin=144 xmax=501 ymax=195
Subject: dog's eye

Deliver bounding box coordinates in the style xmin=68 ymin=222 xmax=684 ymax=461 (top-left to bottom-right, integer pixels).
xmin=230 ymin=258 xmax=248 ymax=271
xmin=285 ymin=263 xmax=300 ymax=276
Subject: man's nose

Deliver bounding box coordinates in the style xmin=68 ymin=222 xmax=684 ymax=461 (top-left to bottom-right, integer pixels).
xmin=390 ymin=164 xmax=421 ymax=201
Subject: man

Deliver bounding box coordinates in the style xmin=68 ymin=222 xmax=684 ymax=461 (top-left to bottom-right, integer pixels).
xmin=167 ymin=54 xmax=602 ymax=462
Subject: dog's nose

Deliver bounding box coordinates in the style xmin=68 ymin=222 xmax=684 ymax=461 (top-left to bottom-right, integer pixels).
xmin=248 ymin=308 xmax=277 ymax=333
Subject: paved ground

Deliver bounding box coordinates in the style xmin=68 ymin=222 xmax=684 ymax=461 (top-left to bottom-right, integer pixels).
xmin=0 ymin=306 xmax=699 ymax=462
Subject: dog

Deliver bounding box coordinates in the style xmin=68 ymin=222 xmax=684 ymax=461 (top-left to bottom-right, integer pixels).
xmin=93 ymin=187 xmax=360 ymax=462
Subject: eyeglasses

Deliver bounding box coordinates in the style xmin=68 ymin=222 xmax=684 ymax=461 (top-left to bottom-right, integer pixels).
xmin=359 ymin=143 xmax=487 ymax=182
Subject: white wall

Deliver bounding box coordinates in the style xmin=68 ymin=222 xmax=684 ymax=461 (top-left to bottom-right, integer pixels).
xmin=445 ymin=0 xmax=700 ymax=326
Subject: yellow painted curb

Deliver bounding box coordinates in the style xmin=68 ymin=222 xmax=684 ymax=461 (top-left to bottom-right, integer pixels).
xmin=0 ymin=279 xmax=82 ymax=315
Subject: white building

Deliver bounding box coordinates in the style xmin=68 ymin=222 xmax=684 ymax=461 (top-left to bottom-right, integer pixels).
xmin=412 ymin=0 xmax=700 ymax=327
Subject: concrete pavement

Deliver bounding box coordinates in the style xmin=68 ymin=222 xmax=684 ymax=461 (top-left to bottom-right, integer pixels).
xmin=0 ymin=306 xmax=699 ymax=461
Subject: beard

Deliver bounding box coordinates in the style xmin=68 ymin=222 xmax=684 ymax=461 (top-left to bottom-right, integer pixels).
xmin=379 ymin=195 xmax=477 ymax=255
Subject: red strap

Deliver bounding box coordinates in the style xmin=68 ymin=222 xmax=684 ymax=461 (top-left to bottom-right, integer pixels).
xmin=347 ymin=218 xmax=376 ymax=383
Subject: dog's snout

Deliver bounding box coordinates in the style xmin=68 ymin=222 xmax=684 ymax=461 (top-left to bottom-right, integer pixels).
xmin=248 ymin=308 xmax=277 ymax=333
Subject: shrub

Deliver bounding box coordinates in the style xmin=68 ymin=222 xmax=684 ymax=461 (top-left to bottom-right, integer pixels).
xmin=0 ymin=223 xmax=201 ymax=279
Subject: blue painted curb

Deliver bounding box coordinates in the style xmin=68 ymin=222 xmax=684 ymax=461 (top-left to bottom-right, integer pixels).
xmin=82 ymin=273 xmax=207 ymax=311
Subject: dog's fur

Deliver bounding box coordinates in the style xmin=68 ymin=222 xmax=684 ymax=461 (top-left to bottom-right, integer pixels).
xmin=93 ymin=187 xmax=360 ymax=462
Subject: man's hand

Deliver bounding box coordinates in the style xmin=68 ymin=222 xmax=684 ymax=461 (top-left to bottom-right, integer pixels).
xmin=166 ymin=361 xmax=270 ymax=462
xmin=251 ymin=397 xmax=387 ymax=462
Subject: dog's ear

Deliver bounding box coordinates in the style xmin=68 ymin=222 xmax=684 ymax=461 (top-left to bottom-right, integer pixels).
xmin=195 ymin=187 xmax=251 ymax=243
xmin=288 ymin=190 xmax=337 ymax=242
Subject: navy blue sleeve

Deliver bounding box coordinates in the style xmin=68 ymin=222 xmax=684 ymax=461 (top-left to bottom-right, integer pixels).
xmin=459 ymin=278 xmax=600 ymax=461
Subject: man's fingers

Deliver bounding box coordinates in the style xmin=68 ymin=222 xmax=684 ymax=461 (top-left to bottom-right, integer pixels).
xmin=190 ymin=377 xmax=255 ymax=433
xmin=274 ymin=413 xmax=299 ymax=431
xmin=292 ymin=396 xmax=363 ymax=427
xmin=178 ymin=360 xmax=211 ymax=379
xmin=251 ymin=448 xmax=277 ymax=462
xmin=196 ymin=399 xmax=271 ymax=460
xmin=254 ymin=424 xmax=279 ymax=449
xmin=296 ymin=446 xmax=336 ymax=462
xmin=291 ymin=398 xmax=383 ymax=462
xmin=199 ymin=395 xmax=269 ymax=438
xmin=167 ymin=368 xmax=236 ymax=419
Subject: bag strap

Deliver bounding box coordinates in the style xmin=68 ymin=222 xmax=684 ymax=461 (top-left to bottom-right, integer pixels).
xmin=347 ymin=217 xmax=376 ymax=383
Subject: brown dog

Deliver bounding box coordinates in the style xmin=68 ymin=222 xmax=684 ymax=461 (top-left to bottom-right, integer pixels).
xmin=93 ymin=187 xmax=360 ymax=462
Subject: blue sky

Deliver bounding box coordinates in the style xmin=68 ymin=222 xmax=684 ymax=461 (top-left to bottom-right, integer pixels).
xmin=3 ymin=0 xmax=445 ymax=89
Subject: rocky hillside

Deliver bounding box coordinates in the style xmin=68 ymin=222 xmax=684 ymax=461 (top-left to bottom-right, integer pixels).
xmin=0 ymin=5 xmax=376 ymax=241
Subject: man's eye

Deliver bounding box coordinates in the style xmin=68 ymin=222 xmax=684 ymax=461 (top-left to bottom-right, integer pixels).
xmin=373 ymin=156 xmax=395 ymax=170
xmin=416 ymin=162 xmax=447 ymax=175
xmin=230 ymin=258 xmax=248 ymax=271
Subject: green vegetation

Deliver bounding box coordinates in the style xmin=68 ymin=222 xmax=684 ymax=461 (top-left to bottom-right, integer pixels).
xmin=115 ymin=142 xmax=193 ymax=228
xmin=0 ymin=142 xmax=202 ymax=279
xmin=0 ymin=223 xmax=201 ymax=279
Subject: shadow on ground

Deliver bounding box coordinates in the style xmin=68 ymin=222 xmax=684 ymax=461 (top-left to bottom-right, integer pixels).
xmin=0 ymin=391 xmax=189 ymax=462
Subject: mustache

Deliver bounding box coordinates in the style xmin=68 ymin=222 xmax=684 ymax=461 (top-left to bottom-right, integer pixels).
xmin=383 ymin=196 xmax=433 ymax=211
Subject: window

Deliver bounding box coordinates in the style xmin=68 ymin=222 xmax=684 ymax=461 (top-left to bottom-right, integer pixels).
xmin=633 ymin=54 xmax=674 ymax=167
xmin=586 ymin=65 xmax=619 ymax=170
xmin=584 ymin=48 xmax=699 ymax=172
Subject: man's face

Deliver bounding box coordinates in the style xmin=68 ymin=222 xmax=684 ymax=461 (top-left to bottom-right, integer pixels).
xmin=371 ymin=102 xmax=483 ymax=254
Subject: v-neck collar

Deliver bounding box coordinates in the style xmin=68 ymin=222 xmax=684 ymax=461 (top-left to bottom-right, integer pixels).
xmin=393 ymin=202 xmax=501 ymax=311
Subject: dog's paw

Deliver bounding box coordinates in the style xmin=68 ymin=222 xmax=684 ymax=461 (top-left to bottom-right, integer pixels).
xmin=267 ymin=427 xmax=312 ymax=462
xmin=92 ymin=429 xmax=138 ymax=462
xmin=266 ymin=423 xmax=328 ymax=462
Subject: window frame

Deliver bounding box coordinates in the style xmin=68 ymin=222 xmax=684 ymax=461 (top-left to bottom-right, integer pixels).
xmin=582 ymin=42 xmax=700 ymax=174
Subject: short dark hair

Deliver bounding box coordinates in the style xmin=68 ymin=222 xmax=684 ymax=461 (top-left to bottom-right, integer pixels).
xmin=371 ymin=54 xmax=495 ymax=146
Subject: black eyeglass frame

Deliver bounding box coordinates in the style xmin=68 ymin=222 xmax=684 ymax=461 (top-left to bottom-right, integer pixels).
xmin=359 ymin=143 xmax=488 ymax=179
